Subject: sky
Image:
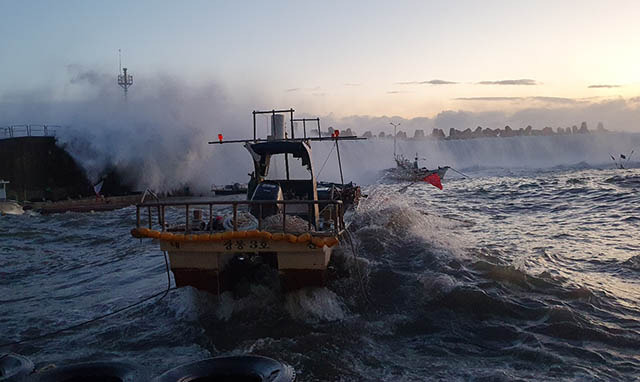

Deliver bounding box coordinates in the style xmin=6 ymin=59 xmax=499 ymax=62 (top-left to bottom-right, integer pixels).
xmin=1 ymin=0 xmax=640 ymax=127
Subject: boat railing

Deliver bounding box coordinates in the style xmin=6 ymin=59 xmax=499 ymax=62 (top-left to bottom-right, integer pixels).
xmin=0 ymin=124 xmax=61 ymax=139
xmin=135 ymin=199 xmax=344 ymax=236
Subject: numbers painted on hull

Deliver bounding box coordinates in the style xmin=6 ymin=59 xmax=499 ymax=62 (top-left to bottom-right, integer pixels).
xmin=224 ymin=240 xmax=269 ymax=251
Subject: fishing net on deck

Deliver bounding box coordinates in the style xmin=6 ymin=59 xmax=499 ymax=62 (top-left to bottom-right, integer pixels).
xmin=262 ymin=214 xmax=313 ymax=233
xmin=223 ymin=211 xmax=258 ymax=231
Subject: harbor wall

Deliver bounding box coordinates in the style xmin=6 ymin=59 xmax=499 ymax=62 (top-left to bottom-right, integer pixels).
xmin=0 ymin=137 xmax=93 ymax=202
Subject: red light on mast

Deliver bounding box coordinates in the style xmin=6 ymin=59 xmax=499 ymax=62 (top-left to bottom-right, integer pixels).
xmin=218 ymin=134 xmax=223 ymax=142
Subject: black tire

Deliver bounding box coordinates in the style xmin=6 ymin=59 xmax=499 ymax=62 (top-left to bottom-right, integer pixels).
xmin=154 ymin=355 xmax=296 ymax=382
xmin=29 ymin=361 xmax=139 ymax=382
xmin=0 ymin=353 xmax=34 ymax=382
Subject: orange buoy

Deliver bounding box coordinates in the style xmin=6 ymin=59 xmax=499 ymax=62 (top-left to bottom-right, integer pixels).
xmin=324 ymin=237 xmax=339 ymax=247
xmin=221 ymin=231 xmax=234 ymax=240
xmin=211 ymin=233 xmax=224 ymax=242
xmin=196 ymin=233 xmax=211 ymax=242
xmin=285 ymin=233 xmax=298 ymax=243
xmin=148 ymin=230 xmax=161 ymax=239
xmin=297 ymin=233 xmax=311 ymax=243
xmin=130 ymin=228 xmax=143 ymax=238
xmin=311 ymin=236 xmax=325 ymax=248
xmin=172 ymin=234 xmax=186 ymax=242
xmin=272 ymin=233 xmax=285 ymax=241
xmin=160 ymin=232 xmax=174 ymax=241
xmin=245 ymin=230 xmax=260 ymax=239
xmin=259 ymin=231 xmax=272 ymax=240
xmin=233 ymin=231 xmax=247 ymax=239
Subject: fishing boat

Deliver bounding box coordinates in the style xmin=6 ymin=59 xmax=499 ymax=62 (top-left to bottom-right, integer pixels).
xmin=384 ymin=127 xmax=449 ymax=182
xmin=385 ymin=154 xmax=449 ymax=182
xmin=131 ymin=109 xmax=363 ymax=293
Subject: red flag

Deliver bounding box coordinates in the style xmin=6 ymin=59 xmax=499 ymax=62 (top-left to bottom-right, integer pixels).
xmin=423 ymin=173 xmax=443 ymax=190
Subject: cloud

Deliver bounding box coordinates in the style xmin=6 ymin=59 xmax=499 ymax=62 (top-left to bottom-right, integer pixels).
xmin=477 ymin=79 xmax=538 ymax=86
xmin=456 ymin=96 xmax=578 ymax=104
xmin=630 ymin=96 xmax=640 ymax=103
xmin=387 ymin=90 xmax=409 ymax=94
xmin=455 ymin=97 xmax=524 ymax=101
xmin=396 ymin=79 xmax=457 ymax=85
xmin=422 ymin=79 xmax=457 ymax=85
xmin=67 ymin=65 xmax=109 ymax=86
xmin=286 ymin=86 xmax=321 ymax=92
xmin=344 ymin=83 xmax=361 ymax=87
xmin=530 ymin=96 xmax=578 ymax=104
xmin=588 ymin=84 xmax=621 ymax=88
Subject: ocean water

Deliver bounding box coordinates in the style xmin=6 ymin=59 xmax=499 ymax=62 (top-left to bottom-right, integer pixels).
xmin=2 ymin=140 xmax=640 ymax=381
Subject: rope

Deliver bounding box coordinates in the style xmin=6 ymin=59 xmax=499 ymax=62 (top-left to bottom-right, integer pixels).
xmin=0 ymin=251 xmax=173 ymax=348
xmin=398 ymin=182 xmax=416 ymax=194
xmin=448 ymin=167 xmax=470 ymax=178
xmin=317 ymin=143 xmax=336 ymax=177
xmin=344 ymin=229 xmax=371 ymax=305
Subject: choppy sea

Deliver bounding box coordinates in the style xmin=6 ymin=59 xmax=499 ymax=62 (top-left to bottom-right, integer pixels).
xmin=2 ymin=142 xmax=640 ymax=380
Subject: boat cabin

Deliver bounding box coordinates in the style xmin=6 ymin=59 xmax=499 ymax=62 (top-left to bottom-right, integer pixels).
xmin=245 ymin=139 xmax=320 ymax=227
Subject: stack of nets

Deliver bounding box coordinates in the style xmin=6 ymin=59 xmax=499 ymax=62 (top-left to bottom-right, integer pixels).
xmin=262 ymin=214 xmax=313 ymax=233
xmin=223 ymin=211 xmax=258 ymax=231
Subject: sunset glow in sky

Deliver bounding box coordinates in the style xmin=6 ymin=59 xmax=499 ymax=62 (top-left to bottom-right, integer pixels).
xmin=2 ymin=0 xmax=640 ymax=120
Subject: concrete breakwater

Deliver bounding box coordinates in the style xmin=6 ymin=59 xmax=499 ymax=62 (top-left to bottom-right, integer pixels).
xmin=361 ymin=121 xmax=606 ymax=140
xmin=0 ymin=136 xmax=93 ymax=202
xmin=0 ymin=135 xmax=135 ymax=204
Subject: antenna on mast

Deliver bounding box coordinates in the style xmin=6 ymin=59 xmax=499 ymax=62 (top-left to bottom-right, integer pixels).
xmin=117 ymin=50 xmax=133 ymax=100
xmin=118 ymin=49 xmax=122 ymax=74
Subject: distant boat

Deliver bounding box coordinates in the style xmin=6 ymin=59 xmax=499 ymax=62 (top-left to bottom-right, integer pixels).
xmin=385 ymin=154 xmax=449 ymax=182
xmin=211 ymin=183 xmax=248 ymax=196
